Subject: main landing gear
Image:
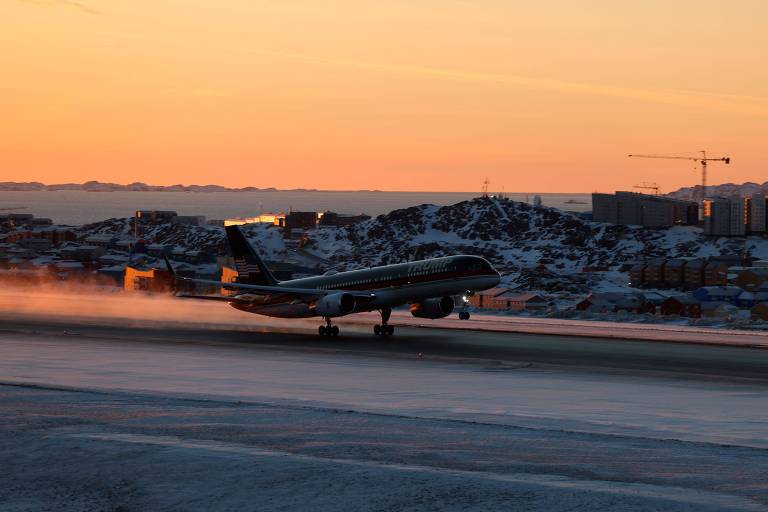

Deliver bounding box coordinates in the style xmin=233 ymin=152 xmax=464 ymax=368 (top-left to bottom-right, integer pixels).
xmin=318 ymin=317 xmax=339 ymax=337
xmin=374 ymin=307 xmax=395 ymax=336
xmin=458 ymin=311 xmax=471 ymax=320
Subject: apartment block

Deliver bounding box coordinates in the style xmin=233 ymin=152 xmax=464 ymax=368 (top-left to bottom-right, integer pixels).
xmin=748 ymin=193 xmax=767 ymax=233
xmin=591 ymin=192 xmax=698 ymax=227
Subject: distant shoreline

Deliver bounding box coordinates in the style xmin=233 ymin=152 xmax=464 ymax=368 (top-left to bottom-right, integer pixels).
xmin=0 ymin=181 xmax=588 ymax=195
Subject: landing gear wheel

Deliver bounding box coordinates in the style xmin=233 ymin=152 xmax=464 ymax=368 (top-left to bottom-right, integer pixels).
xmin=319 ymin=318 xmax=339 ymax=337
xmin=374 ymin=307 xmax=394 ymax=337
xmin=459 ymin=312 xmax=470 ymax=320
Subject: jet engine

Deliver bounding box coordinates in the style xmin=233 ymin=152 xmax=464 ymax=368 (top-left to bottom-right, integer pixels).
xmin=410 ymin=296 xmax=454 ymax=319
xmin=313 ymin=293 xmax=356 ymax=317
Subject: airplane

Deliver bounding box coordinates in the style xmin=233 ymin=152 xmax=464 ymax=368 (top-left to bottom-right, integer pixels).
xmin=166 ymin=225 xmax=501 ymax=337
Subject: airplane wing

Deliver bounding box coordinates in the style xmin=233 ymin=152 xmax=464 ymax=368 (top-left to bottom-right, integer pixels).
xmin=178 ymin=275 xmax=375 ymax=301
xmin=174 ymin=294 xmax=255 ymax=303
xmin=163 ymin=257 xmax=375 ymax=303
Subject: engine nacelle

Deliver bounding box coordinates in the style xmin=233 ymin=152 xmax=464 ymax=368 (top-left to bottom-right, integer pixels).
xmin=313 ymin=293 xmax=356 ymax=317
xmin=410 ymin=296 xmax=454 ymax=319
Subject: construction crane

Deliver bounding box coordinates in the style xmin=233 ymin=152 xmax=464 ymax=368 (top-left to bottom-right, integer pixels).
xmin=628 ymin=151 xmax=730 ymax=202
xmin=633 ymin=182 xmax=661 ymax=195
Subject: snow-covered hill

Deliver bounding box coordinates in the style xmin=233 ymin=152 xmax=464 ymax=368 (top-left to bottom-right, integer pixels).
xmin=305 ymin=197 xmax=767 ymax=271
xmin=78 ymin=197 xmax=768 ymax=291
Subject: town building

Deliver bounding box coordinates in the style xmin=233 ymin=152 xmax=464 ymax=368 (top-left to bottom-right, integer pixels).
xmin=135 ymin=210 xmax=178 ymax=223
xmin=748 ymin=194 xmax=768 ymax=233
xmin=629 ymin=263 xmax=646 ymax=288
xmin=750 ymin=302 xmax=768 ymax=321
xmin=703 ymin=260 xmax=729 ymax=286
xmin=692 ymin=286 xmax=742 ymax=304
xmin=702 ymin=196 xmax=754 ymax=236
xmin=729 ymin=198 xmax=747 ymax=236
xmin=643 ymin=258 xmax=667 ymax=288
xmin=124 ymin=266 xmax=173 ymax=293
xmin=224 ymin=213 xmax=286 ymax=227
xmin=489 ymin=292 xmax=549 ymax=311
xmin=683 ymin=259 xmax=707 ymax=289
xmin=663 ymin=258 xmax=695 ymax=288
xmin=468 ymin=287 xmax=508 ymax=308
xmin=660 ymin=295 xmax=701 ymax=317
xmin=171 ymin=215 xmax=206 ymax=226
xmin=18 ymin=238 xmax=52 ymax=251
xmin=736 ymin=291 xmax=759 ymax=308
xmin=700 ymin=301 xmax=739 ymax=318
xmin=145 ymin=243 xmax=173 ymax=257
xmin=84 ymin=235 xmax=117 ymax=248
xmin=59 ymin=244 xmax=106 ymax=262
xmin=285 ymin=211 xmax=318 ymax=230
xmin=591 ymin=192 xmax=698 ymax=227
xmin=575 ymin=292 xmax=645 ymax=313
xmin=319 ymin=212 xmax=371 ymax=228
xmin=702 ymin=197 xmax=731 ymax=235
xmin=735 ymin=268 xmax=768 ymax=291
xmin=96 ymin=265 xmax=126 ymax=286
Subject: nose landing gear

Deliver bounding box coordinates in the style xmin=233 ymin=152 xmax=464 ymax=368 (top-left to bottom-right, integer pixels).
xmin=374 ymin=306 xmax=395 ymax=336
xmin=458 ymin=292 xmax=472 ymax=320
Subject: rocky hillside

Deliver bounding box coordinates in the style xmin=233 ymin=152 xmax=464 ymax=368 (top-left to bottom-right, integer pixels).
xmin=78 ymin=197 xmax=768 ymax=289
xmin=307 ymin=197 xmax=766 ymax=271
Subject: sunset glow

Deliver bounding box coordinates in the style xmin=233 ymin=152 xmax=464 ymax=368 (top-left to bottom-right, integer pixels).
xmin=2 ymin=0 xmax=766 ymax=192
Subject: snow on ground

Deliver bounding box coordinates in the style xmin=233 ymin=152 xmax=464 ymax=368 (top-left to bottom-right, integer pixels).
xmin=3 ymin=385 xmax=765 ymax=512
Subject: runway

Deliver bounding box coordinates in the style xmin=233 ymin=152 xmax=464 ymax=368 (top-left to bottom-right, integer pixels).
xmin=1 ymin=308 xmax=768 ymax=510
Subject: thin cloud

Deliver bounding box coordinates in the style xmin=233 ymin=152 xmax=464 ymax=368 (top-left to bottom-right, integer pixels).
xmin=17 ymin=0 xmax=98 ymax=14
xmin=260 ymin=50 xmax=768 ymax=118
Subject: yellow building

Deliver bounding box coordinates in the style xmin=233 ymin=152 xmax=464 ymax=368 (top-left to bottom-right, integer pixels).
xmin=124 ymin=266 xmax=173 ymax=293
xmin=224 ymin=213 xmax=286 ymax=227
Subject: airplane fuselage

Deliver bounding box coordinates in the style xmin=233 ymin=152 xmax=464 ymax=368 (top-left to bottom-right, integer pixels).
xmin=229 ymin=255 xmax=500 ymax=318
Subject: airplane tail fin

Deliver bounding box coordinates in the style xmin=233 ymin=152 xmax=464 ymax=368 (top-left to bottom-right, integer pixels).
xmin=225 ymin=225 xmax=279 ymax=286
xmin=162 ymin=254 xmax=178 ymax=293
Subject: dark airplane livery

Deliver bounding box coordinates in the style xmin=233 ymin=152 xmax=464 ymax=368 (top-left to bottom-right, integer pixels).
xmin=168 ymin=226 xmax=501 ymax=336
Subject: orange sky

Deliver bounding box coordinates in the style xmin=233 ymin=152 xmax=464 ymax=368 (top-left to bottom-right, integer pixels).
xmin=1 ymin=0 xmax=767 ymax=192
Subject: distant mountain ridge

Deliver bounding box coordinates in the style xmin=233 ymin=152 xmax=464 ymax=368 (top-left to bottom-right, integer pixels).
xmin=0 ymin=181 xmax=366 ymax=193
xmin=667 ymin=182 xmax=768 ymax=201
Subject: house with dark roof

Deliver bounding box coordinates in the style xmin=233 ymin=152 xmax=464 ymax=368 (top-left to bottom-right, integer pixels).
xmin=576 ymin=292 xmax=646 ymax=314
xmin=660 ymin=295 xmax=701 ymax=318
xmin=692 ymin=286 xmax=742 ymax=304
xmin=490 ymin=292 xmax=549 ymax=311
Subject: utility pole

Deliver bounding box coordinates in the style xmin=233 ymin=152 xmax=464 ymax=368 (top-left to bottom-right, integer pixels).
xmin=481 ymin=178 xmax=490 ymax=198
